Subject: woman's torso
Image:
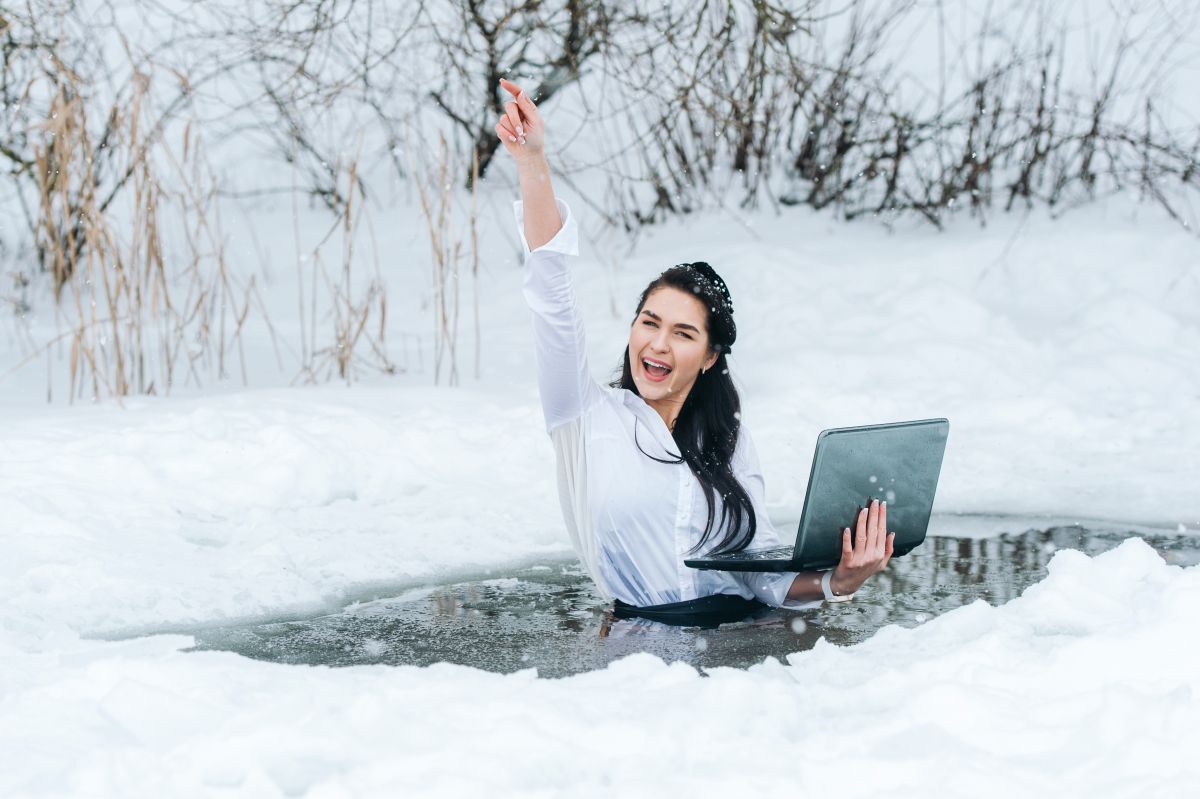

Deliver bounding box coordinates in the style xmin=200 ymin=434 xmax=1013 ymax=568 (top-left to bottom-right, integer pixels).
xmin=550 ymin=385 xmax=772 ymax=607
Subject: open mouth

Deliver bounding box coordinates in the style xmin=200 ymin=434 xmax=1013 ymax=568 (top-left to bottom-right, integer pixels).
xmin=642 ymin=358 xmax=673 ymax=382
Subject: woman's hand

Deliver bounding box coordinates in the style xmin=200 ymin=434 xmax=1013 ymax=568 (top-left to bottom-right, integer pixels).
xmin=830 ymin=498 xmax=894 ymax=596
xmin=495 ymin=78 xmax=545 ymax=160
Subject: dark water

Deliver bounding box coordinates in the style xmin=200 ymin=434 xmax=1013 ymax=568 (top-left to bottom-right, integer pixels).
xmin=187 ymin=526 xmax=1200 ymax=678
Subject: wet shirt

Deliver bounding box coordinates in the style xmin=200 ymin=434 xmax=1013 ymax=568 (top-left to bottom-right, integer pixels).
xmin=517 ymin=198 xmax=819 ymax=610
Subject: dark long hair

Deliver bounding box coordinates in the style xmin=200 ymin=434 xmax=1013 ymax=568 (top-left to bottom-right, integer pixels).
xmin=607 ymin=262 xmax=756 ymax=556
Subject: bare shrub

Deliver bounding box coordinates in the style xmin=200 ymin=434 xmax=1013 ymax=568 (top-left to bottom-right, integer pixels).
xmin=5 ymin=0 xmax=1197 ymax=404
xmin=418 ymin=0 xmax=623 ymax=188
xmin=229 ymin=0 xmax=426 ymax=214
xmin=235 ymin=0 xmax=624 ymax=194
xmin=609 ymin=0 xmax=1200 ymax=232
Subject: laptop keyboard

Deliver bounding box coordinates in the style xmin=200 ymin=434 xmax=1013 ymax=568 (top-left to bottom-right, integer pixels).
xmin=705 ymin=545 xmax=793 ymax=561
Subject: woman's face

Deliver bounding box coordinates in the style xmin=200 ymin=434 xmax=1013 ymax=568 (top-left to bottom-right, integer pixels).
xmin=629 ymin=286 xmax=720 ymax=403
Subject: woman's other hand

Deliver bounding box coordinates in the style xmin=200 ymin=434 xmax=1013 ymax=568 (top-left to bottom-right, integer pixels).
xmin=831 ymin=498 xmax=894 ymax=595
xmin=495 ymin=78 xmax=545 ymax=160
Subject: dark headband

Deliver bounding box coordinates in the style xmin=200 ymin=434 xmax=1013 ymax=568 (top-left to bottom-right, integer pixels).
xmin=677 ymin=261 xmax=735 ymax=355
xmin=680 ymin=261 xmax=734 ymax=315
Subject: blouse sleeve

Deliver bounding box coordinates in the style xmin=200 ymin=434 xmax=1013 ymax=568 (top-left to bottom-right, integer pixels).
xmin=515 ymin=198 xmax=607 ymax=435
xmin=728 ymin=424 xmax=824 ymax=609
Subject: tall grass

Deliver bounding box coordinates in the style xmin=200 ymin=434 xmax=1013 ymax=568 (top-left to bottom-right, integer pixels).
xmin=412 ymin=130 xmax=481 ymax=386
xmin=293 ymin=142 xmax=398 ymax=385
xmin=5 ymin=52 xmax=276 ymax=402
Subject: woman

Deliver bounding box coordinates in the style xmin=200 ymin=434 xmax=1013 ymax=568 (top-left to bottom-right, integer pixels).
xmin=495 ymin=78 xmax=894 ymax=625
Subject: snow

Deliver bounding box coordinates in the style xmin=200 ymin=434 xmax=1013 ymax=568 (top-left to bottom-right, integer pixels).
xmin=2 ymin=193 xmax=1199 ymax=794
xmin=4 ymin=197 xmax=1198 ymax=636
xmin=2 ymin=539 xmax=1197 ymax=796
xmin=2 ymin=1 xmax=1200 ymax=790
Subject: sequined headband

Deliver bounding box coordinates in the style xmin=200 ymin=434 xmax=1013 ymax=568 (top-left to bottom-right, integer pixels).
xmin=678 ymin=261 xmax=735 ymax=316
xmin=676 ymin=261 xmax=735 ymax=356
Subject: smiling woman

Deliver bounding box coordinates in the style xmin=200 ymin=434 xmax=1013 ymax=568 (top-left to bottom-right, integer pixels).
xmin=606 ymin=263 xmax=749 ymax=560
xmin=625 ymin=277 xmax=726 ymax=430
xmin=496 ymin=78 xmax=894 ymax=622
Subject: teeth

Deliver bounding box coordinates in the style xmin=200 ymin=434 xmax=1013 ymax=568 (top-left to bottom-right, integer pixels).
xmin=643 ymin=359 xmax=671 ymax=374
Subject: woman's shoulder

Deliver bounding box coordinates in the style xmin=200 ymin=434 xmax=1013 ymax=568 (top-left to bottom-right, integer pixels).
xmin=552 ymin=383 xmax=629 ymax=437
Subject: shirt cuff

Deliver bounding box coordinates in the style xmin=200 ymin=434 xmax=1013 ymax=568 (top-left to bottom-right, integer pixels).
xmin=513 ymin=198 xmax=579 ymax=258
xmin=757 ymin=571 xmax=824 ymax=610
xmin=778 ymin=596 xmax=824 ymax=610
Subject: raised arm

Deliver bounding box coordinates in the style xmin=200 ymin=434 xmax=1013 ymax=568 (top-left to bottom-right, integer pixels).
xmin=497 ymin=79 xmax=605 ymax=433
xmin=495 ymin=79 xmax=561 ymax=252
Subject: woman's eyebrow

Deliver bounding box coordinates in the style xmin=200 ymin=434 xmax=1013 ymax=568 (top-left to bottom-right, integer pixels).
xmin=640 ymin=309 xmax=700 ymax=333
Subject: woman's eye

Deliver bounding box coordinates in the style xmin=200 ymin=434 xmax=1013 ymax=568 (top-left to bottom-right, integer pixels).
xmin=643 ymin=319 xmax=690 ymax=339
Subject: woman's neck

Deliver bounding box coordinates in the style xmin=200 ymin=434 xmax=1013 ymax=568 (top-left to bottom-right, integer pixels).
xmin=645 ymin=395 xmax=685 ymax=433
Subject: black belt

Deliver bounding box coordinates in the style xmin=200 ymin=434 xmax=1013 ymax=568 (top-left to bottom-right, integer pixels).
xmin=612 ymin=593 xmax=766 ymax=627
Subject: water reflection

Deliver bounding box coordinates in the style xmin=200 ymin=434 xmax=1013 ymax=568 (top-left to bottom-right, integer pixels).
xmin=187 ymin=526 xmax=1200 ymax=678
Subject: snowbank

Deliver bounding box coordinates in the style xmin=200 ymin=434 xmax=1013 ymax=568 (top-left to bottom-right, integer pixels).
xmin=1 ymin=538 xmax=1196 ymax=797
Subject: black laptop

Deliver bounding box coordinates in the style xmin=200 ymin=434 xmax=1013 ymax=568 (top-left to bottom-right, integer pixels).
xmin=685 ymin=418 xmax=949 ymax=572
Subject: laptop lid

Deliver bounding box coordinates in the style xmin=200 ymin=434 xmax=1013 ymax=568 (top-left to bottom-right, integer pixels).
xmin=790 ymin=417 xmax=950 ymax=570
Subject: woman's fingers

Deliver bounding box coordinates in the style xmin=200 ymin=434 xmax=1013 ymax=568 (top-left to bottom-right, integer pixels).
xmin=514 ymin=88 xmax=540 ymax=125
xmin=876 ymin=500 xmax=886 ymax=555
xmin=504 ymin=101 xmax=524 ymax=141
xmin=866 ymin=499 xmax=881 ymax=553
xmin=839 ymin=499 xmax=895 ymax=586
xmin=494 ymin=119 xmax=516 ymax=143
xmin=499 ymin=77 xmax=523 ymax=97
xmin=880 ymin=532 xmax=895 ymax=569
xmin=500 ymin=78 xmax=541 ymax=123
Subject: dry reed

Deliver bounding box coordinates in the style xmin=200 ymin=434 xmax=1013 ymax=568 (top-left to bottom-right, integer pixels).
xmin=411 ymin=129 xmax=481 ymax=386
xmin=4 ymin=51 xmax=274 ymax=402
xmin=293 ymin=140 xmax=398 ymax=385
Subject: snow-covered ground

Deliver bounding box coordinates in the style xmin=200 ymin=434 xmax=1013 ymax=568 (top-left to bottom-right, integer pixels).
xmin=2 ymin=537 xmax=1196 ymax=797
xmin=2 ymin=186 xmax=1199 ymax=794
xmin=2 ymin=0 xmax=1199 ymax=793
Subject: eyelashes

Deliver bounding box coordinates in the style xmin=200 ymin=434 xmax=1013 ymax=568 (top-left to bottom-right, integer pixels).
xmin=642 ymin=320 xmax=692 ymax=339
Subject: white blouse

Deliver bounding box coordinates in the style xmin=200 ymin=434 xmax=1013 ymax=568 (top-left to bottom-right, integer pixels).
xmin=517 ymin=198 xmax=821 ymax=610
